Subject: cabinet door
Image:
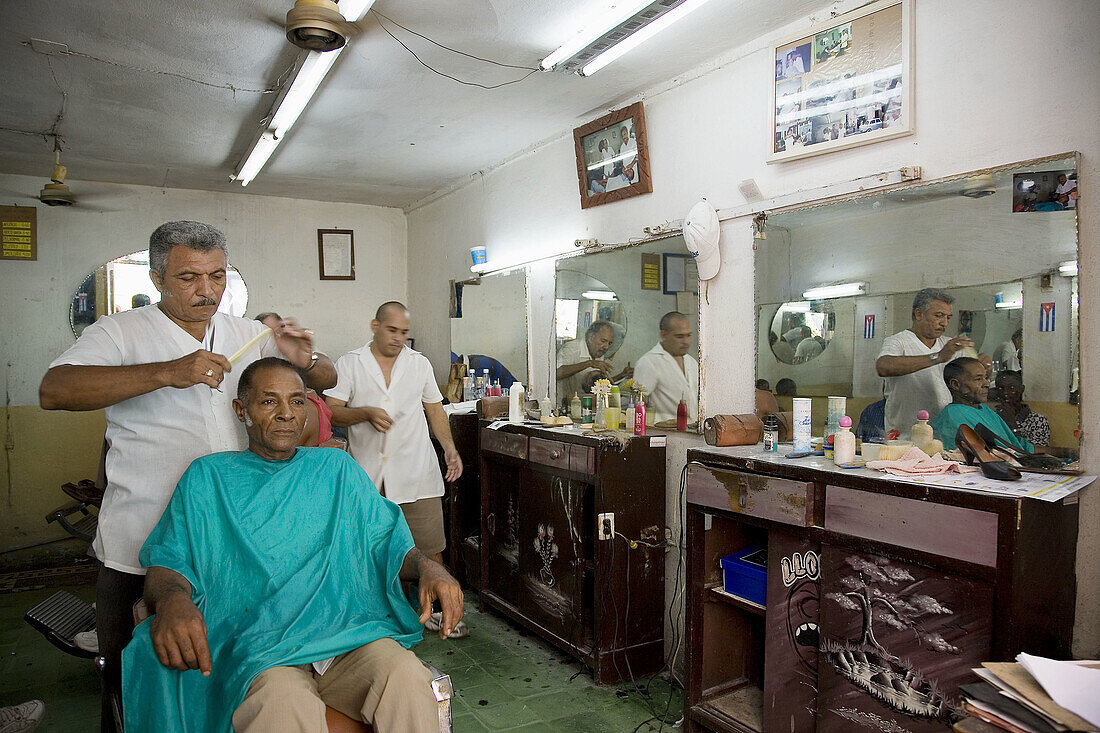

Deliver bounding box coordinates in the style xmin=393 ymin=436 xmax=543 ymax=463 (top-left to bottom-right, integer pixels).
xmin=763 ymin=531 xmax=821 ymax=733
xmin=815 ymin=546 xmax=993 ymax=733
xmin=518 ymin=469 xmax=590 ymax=651
xmin=482 ymin=459 xmax=521 ymax=607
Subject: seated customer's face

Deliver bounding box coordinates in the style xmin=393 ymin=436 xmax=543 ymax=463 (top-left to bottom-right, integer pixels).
xmin=236 ymin=367 xmax=308 ymax=458
xmin=953 ymin=362 xmax=989 ymax=404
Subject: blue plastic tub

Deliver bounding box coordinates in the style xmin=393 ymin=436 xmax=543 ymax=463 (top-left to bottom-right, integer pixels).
xmin=720 ymin=546 xmax=767 ymax=606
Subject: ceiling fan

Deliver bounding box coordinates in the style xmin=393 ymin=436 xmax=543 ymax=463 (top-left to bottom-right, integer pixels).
xmin=283 ymin=0 xmax=371 ymax=51
xmin=0 ymin=147 xmax=125 ymax=211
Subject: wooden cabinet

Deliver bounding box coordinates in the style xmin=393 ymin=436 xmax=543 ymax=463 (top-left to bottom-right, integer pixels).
xmin=480 ymin=423 xmax=666 ymax=684
xmin=683 ymin=446 xmax=1078 ymax=733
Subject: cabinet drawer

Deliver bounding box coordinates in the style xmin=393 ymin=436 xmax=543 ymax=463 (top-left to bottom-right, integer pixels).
xmin=529 ymin=437 xmax=570 ymax=470
xmin=686 ymin=464 xmax=813 ymax=526
xmin=480 ymin=429 xmax=527 ymax=460
xmin=569 ymin=444 xmax=595 ymax=474
xmin=824 ymin=486 xmax=999 ymax=567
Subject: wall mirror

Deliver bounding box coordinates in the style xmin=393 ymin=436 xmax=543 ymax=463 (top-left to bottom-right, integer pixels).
xmin=70 ymin=249 xmax=249 ymax=337
xmin=755 ymin=152 xmax=1079 ymax=452
xmin=555 ymin=237 xmax=700 ymax=424
xmin=450 ymin=268 xmax=528 ymax=388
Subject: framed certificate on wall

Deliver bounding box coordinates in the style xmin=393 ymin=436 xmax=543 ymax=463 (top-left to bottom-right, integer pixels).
xmin=318 ymin=229 xmax=355 ymax=280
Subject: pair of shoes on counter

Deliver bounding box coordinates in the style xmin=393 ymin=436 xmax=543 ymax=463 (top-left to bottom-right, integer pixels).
xmin=424 ymin=612 xmax=470 ymax=639
xmin=0 ymin=700 xmax=45 ymax=733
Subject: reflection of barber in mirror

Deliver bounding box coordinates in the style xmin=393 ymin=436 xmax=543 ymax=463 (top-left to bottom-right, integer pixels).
xmin=875 ymin=288 xmax=976 ymax=440
xmin=993 ymin=328 xmax=1023 ymax=372
xmin=633 ymin=311 xmax=699 ymax=425
xmin=769 ymin=331 xmax=795 ymax=363
xmin=617 ymin=125 xmax=638 ymax=185
xmin=993 ymin=370 xmax=1051 ymax=447
xmin=556 ymin=320 xmax=633 ymax=398
xmin=38 ymin=221 xmax=336 ymax=732
xmin=929 ymin=357 xmax=1033 ymax=453
xmin=792 ymin=326 xmax=824 ymax=364
xmin=256 ymin=311 xmax=336 ymax=448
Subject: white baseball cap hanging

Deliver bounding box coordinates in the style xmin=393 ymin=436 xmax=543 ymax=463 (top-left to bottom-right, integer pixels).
xmin=683 ymin=199 xmax=720 ymax=280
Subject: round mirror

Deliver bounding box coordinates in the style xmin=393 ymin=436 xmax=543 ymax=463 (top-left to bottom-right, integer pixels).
xmin=70 ymin=249 xmax=249 ymax=337
xmin=767 ymin=302 xmax=833 ymax=365
xmin=554 ymin=270 xmax=626 ymax=356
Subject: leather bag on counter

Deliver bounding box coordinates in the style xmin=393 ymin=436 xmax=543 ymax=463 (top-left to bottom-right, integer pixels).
xmin=703 ymin=414 xmax=764 ymax=446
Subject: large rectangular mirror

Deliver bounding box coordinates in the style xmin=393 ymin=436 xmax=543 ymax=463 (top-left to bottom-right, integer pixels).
xmin=756 ymin=153 xmax=1079 ymax=453
xmin=555 ymin=237 xmax=700 ymax=427
xmin=450 ymin=269 xmax=528 ymax=388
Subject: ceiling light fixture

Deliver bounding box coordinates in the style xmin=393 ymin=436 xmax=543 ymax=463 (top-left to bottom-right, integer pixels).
xmin=581 ymin=0 xmax=715 ymax=76
xmin=1058 ymin=260 xmax=1078 ymax=276
xmin=233 ymin=0 xmax=375 ymax=186
xmin=581 ymin=291 xmax=618 ymax=300
xmin=540 ymin=0 xmax=652 ymax=71
xmin=802 ymin=282 xmax=866 ymax=300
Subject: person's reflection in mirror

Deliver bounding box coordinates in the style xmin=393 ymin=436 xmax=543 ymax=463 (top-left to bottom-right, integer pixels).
xmin=776 ymin=378 xmax=797 ymax=397
xmin=556 ymin=321 xmax=632 ymax=399
xmin=929 ymin=358 xmax=1033 ymax=452
xmin=769 ymin=332 xmax=794 ymax=363
xmin=993 ymin=328 xmax=1022 ymax=372
xmin=633 ymin=312 xmax=699 ymax=425
xmin=131 ymin=293 xmax=151 ymax=309
xmin=994 ymin=370 xmax=1050 ymax=447
xmin=875 ymin=288 xmax=973 ymax=440
xmin=793 ymin=327 xmax=824 ymax=364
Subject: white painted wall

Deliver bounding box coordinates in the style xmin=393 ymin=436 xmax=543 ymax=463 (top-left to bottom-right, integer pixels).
xmin=0 ymin=174 xmax=408 ymax=408
xmin=407 ymin=0 xmax=1100 ymax=656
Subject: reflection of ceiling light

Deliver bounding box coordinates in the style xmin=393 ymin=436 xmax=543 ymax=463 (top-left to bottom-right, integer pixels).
xmin=1059 ymin=260 xmax=1078 ymax=276
xmin=581 ymin=0 xmax=717 ymax=76
xmin=802 ymin=282 xmax=865 ymax=300
xmin=960 ymin=175 xmax=996 ymax=198
xmin=582 ymin=290 xmax=617 ymax=300
xmin=995 ymin=300 xmax=1023 ymax=310
xmin=779 ymin=301 xmax=812 ymax=313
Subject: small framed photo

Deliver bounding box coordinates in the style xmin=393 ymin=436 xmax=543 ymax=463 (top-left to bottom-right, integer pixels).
xmin=317 ymin=229 xmax=355 ymax=280
xmin=1011 ymin=169 xmax=1077 ymax=212
xmin=573 ymin=101 xmax=653 ymax=209
xmin=768 ymin=0 xmax=913 ymax=163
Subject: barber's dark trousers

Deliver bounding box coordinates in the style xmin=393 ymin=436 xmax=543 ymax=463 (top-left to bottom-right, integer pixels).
xmin=96 ymin=563 xmax=145 ymax=733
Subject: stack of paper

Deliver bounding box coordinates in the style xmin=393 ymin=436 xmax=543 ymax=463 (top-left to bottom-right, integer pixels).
xmin=959 ymin=654 xmax=1100 ymax=733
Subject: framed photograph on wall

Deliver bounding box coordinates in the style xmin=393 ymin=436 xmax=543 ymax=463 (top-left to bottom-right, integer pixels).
xmin=317 ymin=229 xmax=355 ymax=280
xmin=768 ymin=0 xmax=913 ymax=163
xmin=573 ymin=101 xmax=653 ymax=209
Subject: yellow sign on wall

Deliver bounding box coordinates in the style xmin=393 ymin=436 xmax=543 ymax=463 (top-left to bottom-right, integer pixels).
xmin=1 ymin=206 xmax=37 ymax=261
xmin=640 ymin=252 xmax=660 ymax=290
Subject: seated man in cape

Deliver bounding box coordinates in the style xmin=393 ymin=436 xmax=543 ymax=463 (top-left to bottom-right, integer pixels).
xmin=122 ymin=357 xmax=462 ymax=732
xmin=929 ymin=356 xmax=1033 ymax=453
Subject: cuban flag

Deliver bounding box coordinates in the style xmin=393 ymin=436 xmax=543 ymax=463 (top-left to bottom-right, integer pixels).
xmin=1039 ymin=302 xmax=1055 ymax=332
xmin=864 ymin=314 xmax=875 ymax=339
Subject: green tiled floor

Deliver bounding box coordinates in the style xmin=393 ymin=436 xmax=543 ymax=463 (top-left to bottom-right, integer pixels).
xmin=1 ymin=584 xmax=682 ymax=731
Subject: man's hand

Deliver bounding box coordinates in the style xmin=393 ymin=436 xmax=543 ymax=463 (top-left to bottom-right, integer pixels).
xmin=938 ymin=335 xmax=975 ymax=361
xmin=364 ymin=407 xmax=394 ymax=432
xmin=148 ymin=594 xmax=212 ymax=676
xmin=587 ymin=359 xmax=613 ymax=374
xmin=613 ymin=363 xmax=633 ymax=381
xmin=417 ymin=561 xmax=464 ymax=640
xmin=443 ymin=447 xmax=463 ymax=483
xmin=162 ymin=350 xmax=232 ymax=389
xmin=271 ymin=318 xmax=315 ymax=369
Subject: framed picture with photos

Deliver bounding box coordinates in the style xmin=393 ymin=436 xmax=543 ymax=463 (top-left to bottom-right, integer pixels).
xmin=768 ymin=0 xmax=913 ymax=163
xmin=573 ymin=101 xmax=653 ymax=209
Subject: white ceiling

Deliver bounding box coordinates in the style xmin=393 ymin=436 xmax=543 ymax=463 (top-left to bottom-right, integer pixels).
xmin=0 ymin=0 xmax=825 ymax=209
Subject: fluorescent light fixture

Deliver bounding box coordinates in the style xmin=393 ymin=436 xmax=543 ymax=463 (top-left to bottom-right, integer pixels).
xmin=581 ymin=0 xmax=716 ymax=76
xmin=995 ymin=300 xmax=1023 ymax=310
xmin=802 ymin=282 xmax=866 ymax=300
xmin=234 ymin=0 xmax=376 ymax=186
xmin=779 ymin=301 xmax=812 ymax=313
xmin=540 ymin=0 xmax=652 ymax=70
xmin=582 ymin=290 xmax=617 ymax=300
xmin=1059 ymin=260 xmax=1078 ymax=276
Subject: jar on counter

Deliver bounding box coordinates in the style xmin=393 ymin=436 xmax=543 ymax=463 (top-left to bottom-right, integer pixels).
xmin=762 ymin=414 xmax=780 ymax=452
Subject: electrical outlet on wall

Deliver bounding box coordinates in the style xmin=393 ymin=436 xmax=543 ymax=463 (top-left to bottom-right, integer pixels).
xmin=597 ymin=512 xmax=614 ymax=540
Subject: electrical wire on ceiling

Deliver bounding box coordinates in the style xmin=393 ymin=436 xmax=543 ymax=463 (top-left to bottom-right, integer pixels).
xmin=368 ymin=10 xmax=539 ymax=90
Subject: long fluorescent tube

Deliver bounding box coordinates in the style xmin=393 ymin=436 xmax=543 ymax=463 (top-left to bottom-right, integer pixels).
xmin=802 ymin=282 xmax=866 ymax=300
xmin=581 ymin=0 xmax=716 ymax=76
xmin=235 ymin=0 xmax=375 ymax=186
xmin=540 ymin=0 xmax=652 ymax=71
xmin=581 ymin=291 xmax=617 ymax=300
xmin=1059 ymin=260 xmax=1078 ymax=276
xmin=995 ymin=300 xmax=1023 ymax=310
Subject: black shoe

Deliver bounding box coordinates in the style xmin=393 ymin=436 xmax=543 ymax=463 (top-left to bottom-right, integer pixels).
xmin=972 ymin=423 xmax=1062 ymax=470
xmin=955 ymin=425 xmax=1021 ymax=481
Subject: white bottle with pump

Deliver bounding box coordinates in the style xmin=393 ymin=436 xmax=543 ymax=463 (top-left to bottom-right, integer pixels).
xmin=833 ymin=416 xmax=856 ymax=465
xmin=509 ymin=382 xmax=525 ymax=422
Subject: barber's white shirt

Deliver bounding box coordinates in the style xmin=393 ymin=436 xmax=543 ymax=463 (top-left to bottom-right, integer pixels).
xmin=877 ymin=330 xmax=954 ymax=439
xmin=48 ymin=306 xmax=278 ymax=574
xmin=632 ymin=343 xmax=699 ymax=424
xmin=557 ymin=338 xmax=598 ymax=400
xmin=329 ymin=343 xmax=444 ymax=505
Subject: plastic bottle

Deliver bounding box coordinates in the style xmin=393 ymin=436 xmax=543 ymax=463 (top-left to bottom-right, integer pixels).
xmin=462 ymin=376 xmax=474 ymax=402
xmin=581 ymin=395 xmax=594 ymax=424
xmin=483 ymin=370 xmax=491 ymax=397
xmin=595 ymin=390 xmax=608 ymax=429
xmin=634 ymin=398 xmax=647 ymax=436
xmin=491 ymin=379 xmax=502 ymax=397
xmin=911 ymin=410 xmax=942 ymax=456
xmin=623 ymin=396 xmax=635 ymax=432
xmin=605 ymin=385 xmax=621 ymax=430
xmin=833 ymin=416 xmax=856 ymax=465
xmin=508 ymin=381 xmax=525 ymax=422
xmin=539 ymin=396 xmax=552 ymax=419
xmin=569 ymin=393 xmax=583 ymax=421
xmin=676 ymin=394 xmax=688 ymax=432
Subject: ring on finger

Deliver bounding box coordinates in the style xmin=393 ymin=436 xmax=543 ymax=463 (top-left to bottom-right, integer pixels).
xmin=205 ymin=369 xmax=215 ymax=377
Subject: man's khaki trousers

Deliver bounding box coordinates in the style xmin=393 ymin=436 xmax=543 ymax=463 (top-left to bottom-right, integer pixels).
xmin=232 ymin=638 xmax=438 ymax=732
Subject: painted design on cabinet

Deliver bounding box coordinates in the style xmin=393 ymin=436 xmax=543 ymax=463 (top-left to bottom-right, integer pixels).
xmin=782 ymin=550 xmax=821 ymax=586
xmin=821 ymin=554 xmax=958 ymax=722
xmin=533 ymin=523 xmax=560 ymax=586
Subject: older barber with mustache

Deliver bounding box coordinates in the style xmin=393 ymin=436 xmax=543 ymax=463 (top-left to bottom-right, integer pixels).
xmin=39 ymin=220 xmax=335 ymax=732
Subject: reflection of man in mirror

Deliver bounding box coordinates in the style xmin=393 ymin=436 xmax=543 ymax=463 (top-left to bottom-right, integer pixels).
xmin=994 ymin=328 xmax=1023 ymax=372
xmin=793 ymin=326 xmax=824 ymax=363
xmin=929 ymin=357 xmax=1034 ymax=453
xmin=38 ymin=220 xmax=336 ymax=731
xmin=875 ymin=288 xmax=973 ymax=439
xmin=556 ymin=320 xmax=631 ymax=399
xmin=633 ymin=312 xmax=699 ymax=425
xmin=769 ymin=331 xmax=795 ymax=363
xmin=588 ymin=139 xmax=616 ymax=194
xmin=617 ymin=126 xmax=638 ymax=185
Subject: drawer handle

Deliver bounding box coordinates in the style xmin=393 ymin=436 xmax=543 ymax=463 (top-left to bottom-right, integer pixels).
xmin=550 ymin=450 xmax=562 ymax=460
xmin=487 ymin=512 xmax=496 ymax=535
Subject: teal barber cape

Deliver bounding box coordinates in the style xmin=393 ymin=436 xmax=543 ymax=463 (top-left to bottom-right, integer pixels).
xmin=929 ymin=402 xmax=1034 ymax=453
xmin=122 ymin=448 xmax=423 ymax=732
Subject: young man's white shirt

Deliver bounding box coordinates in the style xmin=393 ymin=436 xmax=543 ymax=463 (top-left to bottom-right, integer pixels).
xmin=632 ymin=343 xmax=699 ymax=424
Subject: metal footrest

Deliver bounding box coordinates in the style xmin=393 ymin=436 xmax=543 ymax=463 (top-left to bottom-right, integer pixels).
xmin=24 ymin=590 xmax=96 ymax=658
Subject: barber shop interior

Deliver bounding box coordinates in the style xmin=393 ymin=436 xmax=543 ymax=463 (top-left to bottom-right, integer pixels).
xmin=1 ymin=1 xmax=1097 ymax=732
